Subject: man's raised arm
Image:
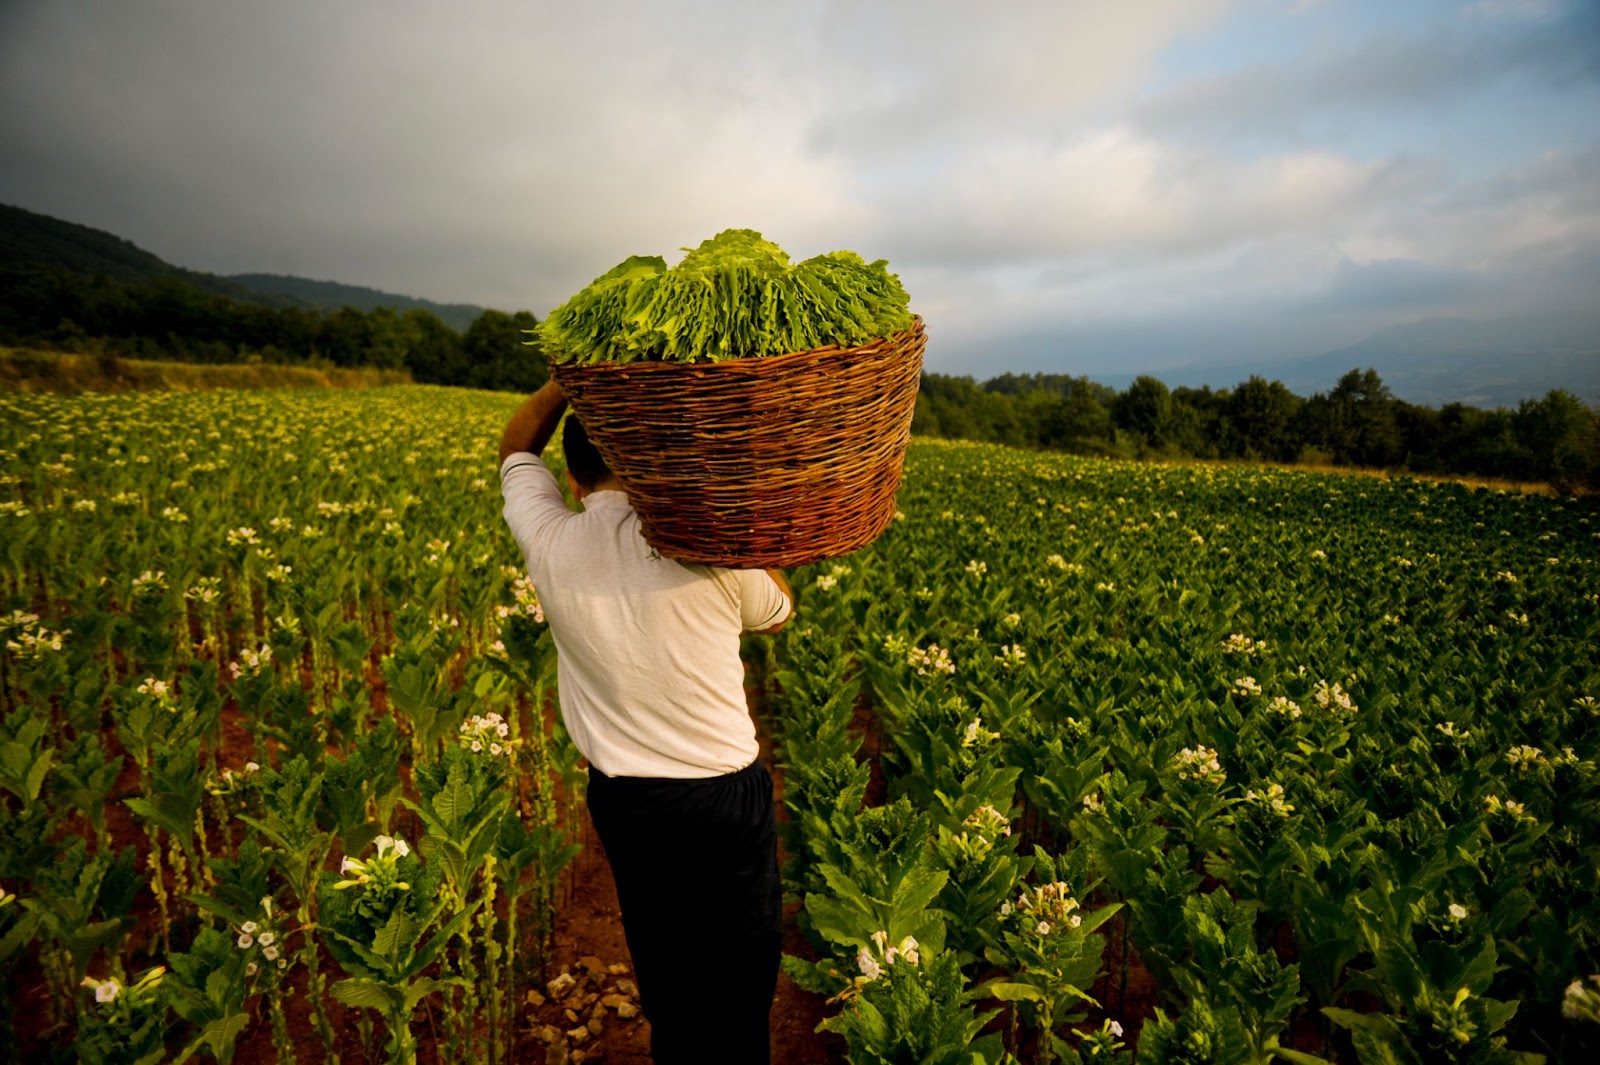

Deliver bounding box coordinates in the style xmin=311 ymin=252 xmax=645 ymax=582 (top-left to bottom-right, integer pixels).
xmin=498 ymin=380 xmax=568 ymax=463
xmin=749 ymin=568 xmax=794 ymax=635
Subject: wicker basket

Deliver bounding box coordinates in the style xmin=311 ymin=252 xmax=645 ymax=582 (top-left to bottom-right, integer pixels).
xmin=549 ymin=316 xmax=926 ymax=568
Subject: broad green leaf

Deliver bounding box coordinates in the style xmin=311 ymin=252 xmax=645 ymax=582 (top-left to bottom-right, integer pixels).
xmin=331 ymin=977 xmax=404 ymax=1013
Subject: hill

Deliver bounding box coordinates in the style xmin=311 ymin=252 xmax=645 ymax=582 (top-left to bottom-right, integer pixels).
xmin=0 ymin=202 xmax=486 ymax=330
xmin=227 ymin=273 xmax=485 ymax=333
xmin=0 ymin=202 xmax=265 ymax=303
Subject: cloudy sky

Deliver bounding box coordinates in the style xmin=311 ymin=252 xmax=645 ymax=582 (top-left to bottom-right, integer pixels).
xmin=2 ymin=0 xmax=1596 ymax=382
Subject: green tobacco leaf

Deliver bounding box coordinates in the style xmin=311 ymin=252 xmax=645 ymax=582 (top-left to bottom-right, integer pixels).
xmin=124 ymin=796 xmax=192 ymax=843
xmin=371 ymin=910 xmax=420 ymax=962
xmin=984 ymin=980 xmax=1045 ymax=1002
xmin=332 ymin=976 xmax=405 ymax=1013
xmin=1273 ymin=1049 xmax=1337 ymax=1065
xmin=403 ymin=975 xmax=467 ymax=1011
xmin=175 ymin=1013 xmax=250 ymax=1064
xmin=1322 ymin=1007 xmax=1390 ymax=1034
xmin=431 ymin=762 xmax=472 ymax=827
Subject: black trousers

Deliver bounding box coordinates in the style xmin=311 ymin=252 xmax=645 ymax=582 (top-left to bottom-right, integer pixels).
xmin=586 ymin=758 xmax=783 ymax=1065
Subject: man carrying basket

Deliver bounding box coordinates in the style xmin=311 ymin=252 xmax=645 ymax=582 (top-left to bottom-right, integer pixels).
xmin=498 ymin=379 xmax=794 ymax=1064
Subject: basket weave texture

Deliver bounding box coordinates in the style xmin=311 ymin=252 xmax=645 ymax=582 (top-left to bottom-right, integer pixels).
xmin=549 ymin=316 xmax=926 ymax=568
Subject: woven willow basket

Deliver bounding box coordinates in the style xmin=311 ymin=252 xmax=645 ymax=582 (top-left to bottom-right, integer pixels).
xmin=548 ymin=316 xmax=926 ymax=568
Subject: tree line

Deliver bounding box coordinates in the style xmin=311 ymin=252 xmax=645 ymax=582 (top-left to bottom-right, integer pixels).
xmin=3 ymin=260 xmax=1594 ymax=489
xmin=915 ymin=370 xmax=1599 ymax=491
xmin=0 ymin=263 xmax=549 ymax=392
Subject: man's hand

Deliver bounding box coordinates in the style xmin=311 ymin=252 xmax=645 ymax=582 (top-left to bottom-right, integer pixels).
xmin=498 ymin=380 xmax=568 ymax=463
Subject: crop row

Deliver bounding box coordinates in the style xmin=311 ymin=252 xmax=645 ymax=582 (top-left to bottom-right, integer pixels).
xmin=772 ymin=440 xmax=1600 ymax=1064
xmin=0 ymin=387 xmax=576 ymax=1064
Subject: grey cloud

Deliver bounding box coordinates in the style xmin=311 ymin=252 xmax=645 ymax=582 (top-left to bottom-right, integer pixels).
xmin=1314 ymin=258 xmax=1484 ymax=311
xmin=1132 ymin=3 xmax=1600 ymax=142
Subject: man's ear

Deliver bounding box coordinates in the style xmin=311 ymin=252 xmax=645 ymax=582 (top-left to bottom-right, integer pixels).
xmin=566 ymin=470 xmax=586 ymax=500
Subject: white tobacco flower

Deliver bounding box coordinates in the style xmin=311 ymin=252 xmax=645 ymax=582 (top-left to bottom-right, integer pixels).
xmin=1245 ymin=782 xmax=1295 ymax=817
xmin=1220 ymin=634 xmax=1267 ymax=655
xmin=1448 ymin=903 xmax=1469 ymax=920
xmin=963 ymin=805 xmax=1011 ymax=839
xmin=1267 ymin=696 xmax=1303 ymax=719
xmin=236 ymin=933 xmax=253 ymax=949
xmin=994 ymin=644 xmax=1026 ymax=668
xmin=1173 ymin=746 xmax=1226 ymax=785
xmin=961 ymin=717 xmax=998 ymax=748
xmin=906 ymin=643 xmax=955 ymax=676
xmin=1506 ymin=745 xmax=1546 ymax=770
xmin=856 ymin=948 xmax=882 ymax=982
xmin=95 ymin=979 xmax=120 ymax=1004
xmin=1312 ymin=680 xmax=1357 ymax=713
xmin=137 ymin=677 xmax=170 ymax=698
xmin=240 ymin=921 xmax=258 ymax=935
xmin=1232 ymin=676 xmax=1262 ymax=697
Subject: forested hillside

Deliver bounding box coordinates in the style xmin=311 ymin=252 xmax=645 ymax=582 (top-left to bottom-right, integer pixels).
xmin=227 ymin=273 xmax=485 ymax=333
xmin=0 ymin=203 xmax=545 ymax=392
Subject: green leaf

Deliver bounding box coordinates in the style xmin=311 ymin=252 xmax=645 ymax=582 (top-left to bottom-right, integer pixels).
xmin=403 ymin=975 xmax=467 ymax=1011
xmin=1322 ymin=1007 xmax=1390 ymax=1034
xmin=196 ymin=1014 xmax=250 ymax=1064
xmin=1273 ymin=1049 xmax=1337 ymax=1065
xmin=331 ymin=976 xmax=404 ymax=1013
xmin=984 ymin=980 xmax=1045 ymax=1003
xmin=431 ymin=763 xmax=472 ymax=827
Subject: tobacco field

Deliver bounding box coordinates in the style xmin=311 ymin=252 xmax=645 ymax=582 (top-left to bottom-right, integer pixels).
xmin=1 ymin=386 xmax=1597 ymax=1064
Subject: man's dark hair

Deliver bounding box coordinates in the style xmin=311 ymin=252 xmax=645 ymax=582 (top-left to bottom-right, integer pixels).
xmin=562 ymin=414 xmax=613 ymax=491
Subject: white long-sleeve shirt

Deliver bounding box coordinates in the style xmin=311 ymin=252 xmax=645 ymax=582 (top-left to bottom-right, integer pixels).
xmin=500 ymin=453 xmax=790 ymax=779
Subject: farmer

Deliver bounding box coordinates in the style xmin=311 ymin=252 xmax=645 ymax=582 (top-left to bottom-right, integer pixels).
xmin=498 ymin=379 xmax=793 ymax=1065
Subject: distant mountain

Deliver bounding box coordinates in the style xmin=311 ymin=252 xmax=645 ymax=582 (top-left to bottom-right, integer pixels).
xmin=227 ymin=274 xmax=484 ymax=333
xmin=1147 ymin=314 xmax=1599 ymax=408
xmin=0 ymin=202 xmax=487 ymax=331
xmin=0 ymin=201 xmax=265 ymax=303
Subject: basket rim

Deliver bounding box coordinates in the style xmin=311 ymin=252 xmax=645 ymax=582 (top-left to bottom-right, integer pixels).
xmin=547 ymin=314 xmax=925 ymax=378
